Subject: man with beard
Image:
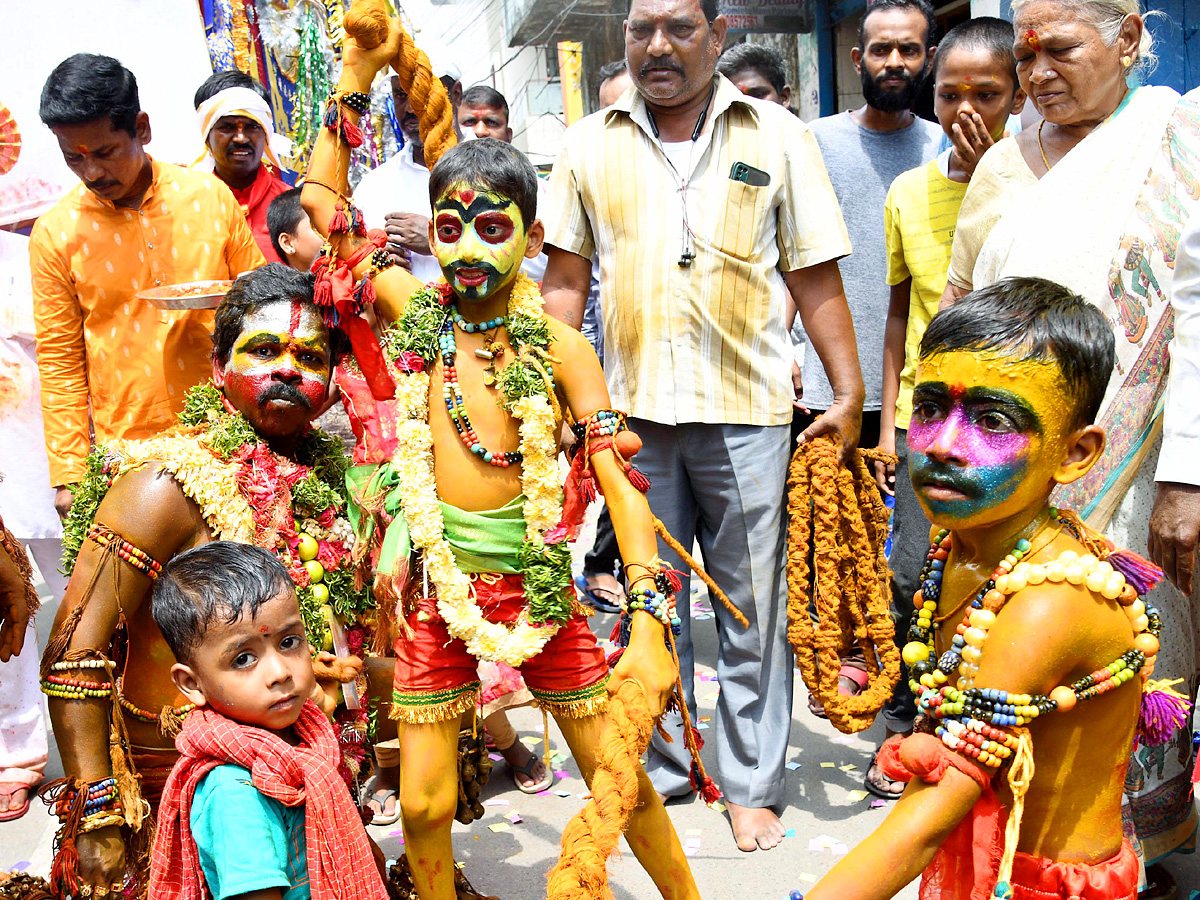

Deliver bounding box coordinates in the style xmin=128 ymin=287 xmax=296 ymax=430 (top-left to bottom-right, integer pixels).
xmin=193 ymin=70 xmax=294 ymax=263
xmin=798 ymin=0 xmax=940 ymax=798
xmin=542 ymin=0 xmax=863 ymax=853
xmin=39 ymin=264 xmax=360 ymax=898
xmin=31 ymin=54 xmax=265 ymax=522
xmin=353 ymin=55 xmax=462 ymax=283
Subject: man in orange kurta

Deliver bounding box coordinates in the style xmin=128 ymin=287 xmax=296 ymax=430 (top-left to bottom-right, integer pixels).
xmin=30 ymin=54 xmax=264 ymax=518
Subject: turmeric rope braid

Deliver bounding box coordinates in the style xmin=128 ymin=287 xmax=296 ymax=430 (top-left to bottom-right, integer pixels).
xmin=787 ymin=435 xmax=900 ymax=734
xmin=343 ymin=0 xmax=457 ymax=169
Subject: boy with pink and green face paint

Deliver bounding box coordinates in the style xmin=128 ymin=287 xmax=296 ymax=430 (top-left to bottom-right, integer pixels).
xmin=808 ymin=277 xmax=1170 ymax=900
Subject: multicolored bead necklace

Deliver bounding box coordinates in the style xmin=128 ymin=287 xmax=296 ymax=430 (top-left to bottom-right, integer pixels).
xmin=438 ymin=313 xmax=522 ymax=468
xmin=903 ymin=510 xmax=1162 ymax=767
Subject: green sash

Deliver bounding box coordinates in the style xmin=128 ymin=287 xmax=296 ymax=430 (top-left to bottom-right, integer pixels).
xmin=346 ymin=462 xmax=525 ymax=581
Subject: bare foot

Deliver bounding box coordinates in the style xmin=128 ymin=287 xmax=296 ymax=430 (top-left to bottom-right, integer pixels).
xmin=726 ymin=802 xmax=786 ymax=851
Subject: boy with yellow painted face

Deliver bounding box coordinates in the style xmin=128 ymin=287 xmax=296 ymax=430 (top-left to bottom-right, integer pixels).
xmin=300 ymin=22 xmax=699 ymax=900
xmin=806 ymin=277 xmax=1167 ymax=900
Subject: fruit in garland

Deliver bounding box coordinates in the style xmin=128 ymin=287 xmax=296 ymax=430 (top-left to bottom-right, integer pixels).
xmin=311 ymin=583 xmax=330 ymax=603
xmin=305 ymin=560 xmax=325 ymax=583
xmin=298 ymin=534 xmax=319 ymax=562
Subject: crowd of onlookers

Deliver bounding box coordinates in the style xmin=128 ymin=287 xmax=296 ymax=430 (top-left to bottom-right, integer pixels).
xmin=3 ymin=0 xmax=1200 ymax=892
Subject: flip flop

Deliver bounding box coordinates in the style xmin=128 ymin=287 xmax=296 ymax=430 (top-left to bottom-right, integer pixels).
xmin=807 ymin=662 xmax=870 ymax=719
xmin=509 ymin=747 xmax=555 ymax=794
xmin=574 ymin=574 xmax=623 ymax=614
xmin=0 ymin=782 xmax=32 ymax=822
xmin=863 ymin=746 xmax=905 ymax=800
xmin=362 ymin=778 xmax=401 ymax=826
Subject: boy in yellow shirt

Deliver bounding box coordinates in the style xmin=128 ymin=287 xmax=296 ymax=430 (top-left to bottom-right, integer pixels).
xmin=867 ymin=17 xmax=1026 ymax=799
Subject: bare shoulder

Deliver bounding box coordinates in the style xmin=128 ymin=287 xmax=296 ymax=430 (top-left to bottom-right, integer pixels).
xmin=97 ymin=465 xmax=208 ymax=559
xmin=546 ymin=316 xmax=601 ymax=368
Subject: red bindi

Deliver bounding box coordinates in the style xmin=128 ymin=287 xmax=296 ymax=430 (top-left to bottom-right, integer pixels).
xmin=259 ymin=625 xmax=269 ymax=633
xmin=1025 ymin=29 xmax=1041 ymax=50
xmin=289 ymin=299 xmax=302 ymax=333
xmin=948 ymin=383 xmax=966 ymax=401
xmin=459 ymin=189 xmax=476 ymax=204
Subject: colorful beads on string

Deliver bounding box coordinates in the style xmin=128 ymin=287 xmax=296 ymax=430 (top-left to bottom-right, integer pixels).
xmin=114 ymin=677 xmax=195 ymax=724
xmin=49 ymin=659 xmax=109 ymax=671
xmin=452 ymin=311 xmax=506 ymax=334
xmin=438 ymin=316 xmax=522 ymax=468
xmin=85 ymin=523 xmax=163 ymax=580
xmin=625 ymin=587 xmax=682 ymax=635
xmin=40 ymin=674 xmax=113 ymax=701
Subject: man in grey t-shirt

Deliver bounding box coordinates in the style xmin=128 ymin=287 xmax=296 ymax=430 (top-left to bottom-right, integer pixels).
xmin=797 ymin=0 xmax=941 ymax=799
xmin=799 ymin=0 xmax=941 ymax=440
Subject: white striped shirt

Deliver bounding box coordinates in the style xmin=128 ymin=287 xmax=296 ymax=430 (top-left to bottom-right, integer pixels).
xmin=544 ymin=75 xmax=851 ymax=426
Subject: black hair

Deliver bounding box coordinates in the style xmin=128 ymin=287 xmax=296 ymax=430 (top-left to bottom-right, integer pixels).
xmin=461 ymin=85 xmax=509 ymax=121
xmin=267 ymin=188 xmax=306 ymax=263
xmin=212 ymin=262 xmax=336 ymax=366
xmin=596 ymin=60 xmax=629 ymax=104
xmin=919 ymin=277 xmax=1115 ymax=428
xmin=857 ymin=0 xmax=939 ymax=51
xmin=628 ymin=0 xmax=718 ymax=24
xmin=428 ymin=139 xmax=538 ymax=229
xmin=152 ymin=541 xmax=294 ymax=663
xmin=193 ymin=69 xmax=271 ymax=110
xmin=931 ymin=16 xmax=1018 ymax=86
xmin=717 ymin=43 xmax=789 ymax=96
xmin=40 ymin=53 xmax=141 ymax=137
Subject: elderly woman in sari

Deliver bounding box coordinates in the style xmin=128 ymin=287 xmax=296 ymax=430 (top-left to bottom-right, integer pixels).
xmin=942 ymin=1 xmax=1200 ymax=894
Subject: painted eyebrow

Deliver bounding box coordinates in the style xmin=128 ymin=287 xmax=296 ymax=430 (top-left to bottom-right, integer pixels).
xmin=914 ymin=382 xmax=1044 ymax=429
xmin=438 ymin=193 xmax=512 ymax=220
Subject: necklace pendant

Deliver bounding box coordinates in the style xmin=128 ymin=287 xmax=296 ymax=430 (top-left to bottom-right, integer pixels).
xmin=482 ymin=368 xmax=497 ymax=386
xmin=474 ymin=348 xmax=494 ymax=360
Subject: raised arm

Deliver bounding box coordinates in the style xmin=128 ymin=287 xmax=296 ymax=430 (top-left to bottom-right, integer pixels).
xmin=299 ymin=18 xmax=421 ymax=323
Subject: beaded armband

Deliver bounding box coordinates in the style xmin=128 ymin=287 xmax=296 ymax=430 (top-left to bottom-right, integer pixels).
xmin=333 ymin=89 xmax=371 ymax=116
xmin=625 ymin=587 xmax=681 ymax=634
xmin=49 ymin=777 xmax=122 ymax=823
xmin=571 ymin=408 xmax=627 ymax=443
xmin=85 ymin=523 xmax=163 ymax=580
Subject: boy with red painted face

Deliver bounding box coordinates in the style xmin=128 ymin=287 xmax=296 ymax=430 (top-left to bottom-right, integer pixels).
xmin=300 ymin=18 xmax=699 ymax=897
xmin=807 ymin=277 xmax=1167 ymax=900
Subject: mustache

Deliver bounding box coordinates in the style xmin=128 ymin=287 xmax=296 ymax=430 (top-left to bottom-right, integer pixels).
xmin=448 ymin=260 xmax=502 ymax=277
xmin=910 ymin=460 xmax=982 ymax=498
xmin=260 ymin=382 xmax=312 ymax=409
xmin=874 ymin=69 xmax=915 ymax=89
xmin=86 ymin=179 xmax=118 ymax=191
xmin=639 ymin=60 xmax=684 ymax=78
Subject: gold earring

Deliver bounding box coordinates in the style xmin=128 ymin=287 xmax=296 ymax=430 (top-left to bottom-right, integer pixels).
xmin=1121 ymin=54 xmax=1133 ymax=68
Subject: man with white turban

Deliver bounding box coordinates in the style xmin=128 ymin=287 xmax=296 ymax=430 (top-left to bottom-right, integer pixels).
xmin=193 ymin=70 xmax=293 ymax=262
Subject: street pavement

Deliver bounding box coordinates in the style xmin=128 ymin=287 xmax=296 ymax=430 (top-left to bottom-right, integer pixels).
xmin=5 ymin=545 xmax=1200 ymax=898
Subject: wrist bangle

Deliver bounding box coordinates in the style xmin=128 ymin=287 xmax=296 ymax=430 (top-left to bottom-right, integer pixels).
xmin=334 ymin=90 xmax=371 ymax=116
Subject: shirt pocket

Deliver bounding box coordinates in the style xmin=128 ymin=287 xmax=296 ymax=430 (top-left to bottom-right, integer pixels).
xmin=711 ymin=180 xmax=769 ymax=262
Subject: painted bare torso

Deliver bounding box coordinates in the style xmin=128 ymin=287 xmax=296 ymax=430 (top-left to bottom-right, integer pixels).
xmin=935 ymin=526 xmax=1138 ymax=863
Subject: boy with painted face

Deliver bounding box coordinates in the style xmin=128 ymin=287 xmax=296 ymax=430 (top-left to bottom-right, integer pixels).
xmin=301 ymin=25 xmax=700 ymax=892
xmin=807 ymin=277 xmax=1164 ymax=900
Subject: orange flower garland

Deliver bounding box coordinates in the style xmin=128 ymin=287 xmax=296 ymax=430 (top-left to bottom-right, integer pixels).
xmin=786 ymin=436 xmax=900 ymax=733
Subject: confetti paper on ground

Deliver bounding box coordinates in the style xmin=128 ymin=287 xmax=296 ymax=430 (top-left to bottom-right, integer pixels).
xmin=840 ymin=764 xmax=858 ymax=772
xmin=786 ymin=761 xmax=802 ymax=770
xmin=832 ymin=735 xmax=856 ymax=746
xmin=487 ymin=822 xmax=510 ymax=833
xmin=785 ymin=829 xmax=796 ymax=838
xmin=506 ymin=812 xmax=523 ymax=824
xmin=846 ymin=789 xmax=869 ymax=803
xmin=555 ymin=770 xmax=570 ymax=779
xmin=697 ymin=723 xmax=710 ymax=730
xmin=711 ymin=801 xmax=726 ymax=813
xmin=799 ymin=873 xmax=816 ymax=883
xmin=484 ymin=797 xmax=509 ymax=806
xmin=685 ymin=828 xmax=702 ymax=836
xmin=832 ymin=842 xmax=849 ymax=856
xmin=703 ymin=693 xmax=719 ymax=702
xmin=554 ymin=790 xmax=572 ymax=798
xmin=820 ymin=762 xmax=835 ymax=768
xmin=520 ymin=736 xmax=541 ymax=746
xmin=488 ymin=752 xmax=502 ymax=761
xmin=870 ymin=799 xmax=888 ymax=809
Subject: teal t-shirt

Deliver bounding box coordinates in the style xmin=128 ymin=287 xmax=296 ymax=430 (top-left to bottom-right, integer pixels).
xmin=190 ymin=764 xmax=309 ymax=900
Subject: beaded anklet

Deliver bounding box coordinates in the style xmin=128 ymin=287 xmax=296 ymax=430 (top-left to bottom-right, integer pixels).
xmin=85 ymin=523 xmax=163 ymax=580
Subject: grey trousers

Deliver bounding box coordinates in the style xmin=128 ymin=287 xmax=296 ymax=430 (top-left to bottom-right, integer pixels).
xmin=632 ymin=419 xmax=792 ymax=808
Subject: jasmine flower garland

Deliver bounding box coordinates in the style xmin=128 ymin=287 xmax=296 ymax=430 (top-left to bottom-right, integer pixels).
xmin=383 ymin=274 xmax=575 ymax=666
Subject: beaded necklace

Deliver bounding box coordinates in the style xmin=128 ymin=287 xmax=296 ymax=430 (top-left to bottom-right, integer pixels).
xmin=438 ymin=311 xmax=522 ymax=468
xmin=902 ymin=510 xmax=1162 ymax=770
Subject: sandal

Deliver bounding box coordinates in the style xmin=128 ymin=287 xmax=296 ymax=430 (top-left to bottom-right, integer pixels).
xmin=574 ymin=573 xmax=624 ymax=615
xmin=863 ymin=743 xmax=906 ymax=800
xmin=807 ymin=662 xmax=869 ymax=719
xmin=362 ymin=777 xmax=402 ymax=826
xmin=505 ymin=744 xmax=554 ymax=794
xmin=0 ymin=783 xmax=32 ymax=823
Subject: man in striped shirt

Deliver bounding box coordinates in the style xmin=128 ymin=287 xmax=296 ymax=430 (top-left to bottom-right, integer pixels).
xmin=542 ymin=0 xmax=863 ymax=852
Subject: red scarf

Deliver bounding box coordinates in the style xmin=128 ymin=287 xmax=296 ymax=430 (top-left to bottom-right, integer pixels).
xmin=149 ymin=701 xmax=386 ymax=900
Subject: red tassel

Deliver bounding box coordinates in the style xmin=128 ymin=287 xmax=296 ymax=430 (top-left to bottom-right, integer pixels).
xmin=664 ymin=567 xmax=684 ymax=594
xmin=313 ymin=273 xmax=333 ymax=309
xmin=605 ymin=647 xmax=625 ymax=668
xmin=353 ymin=275 xmax=376 ymax=314
xmin=625 ymin=463 xmax=652 ymax=493
xmin=328 ymin=203 xmax=349 ymax=235
xmin=343 ymin=120 xmax=364 ymax=148
xmin=580 ymin=470 xmax=598 ymax=504
xmin=697 ymin=775 xmax=723 ymax=804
